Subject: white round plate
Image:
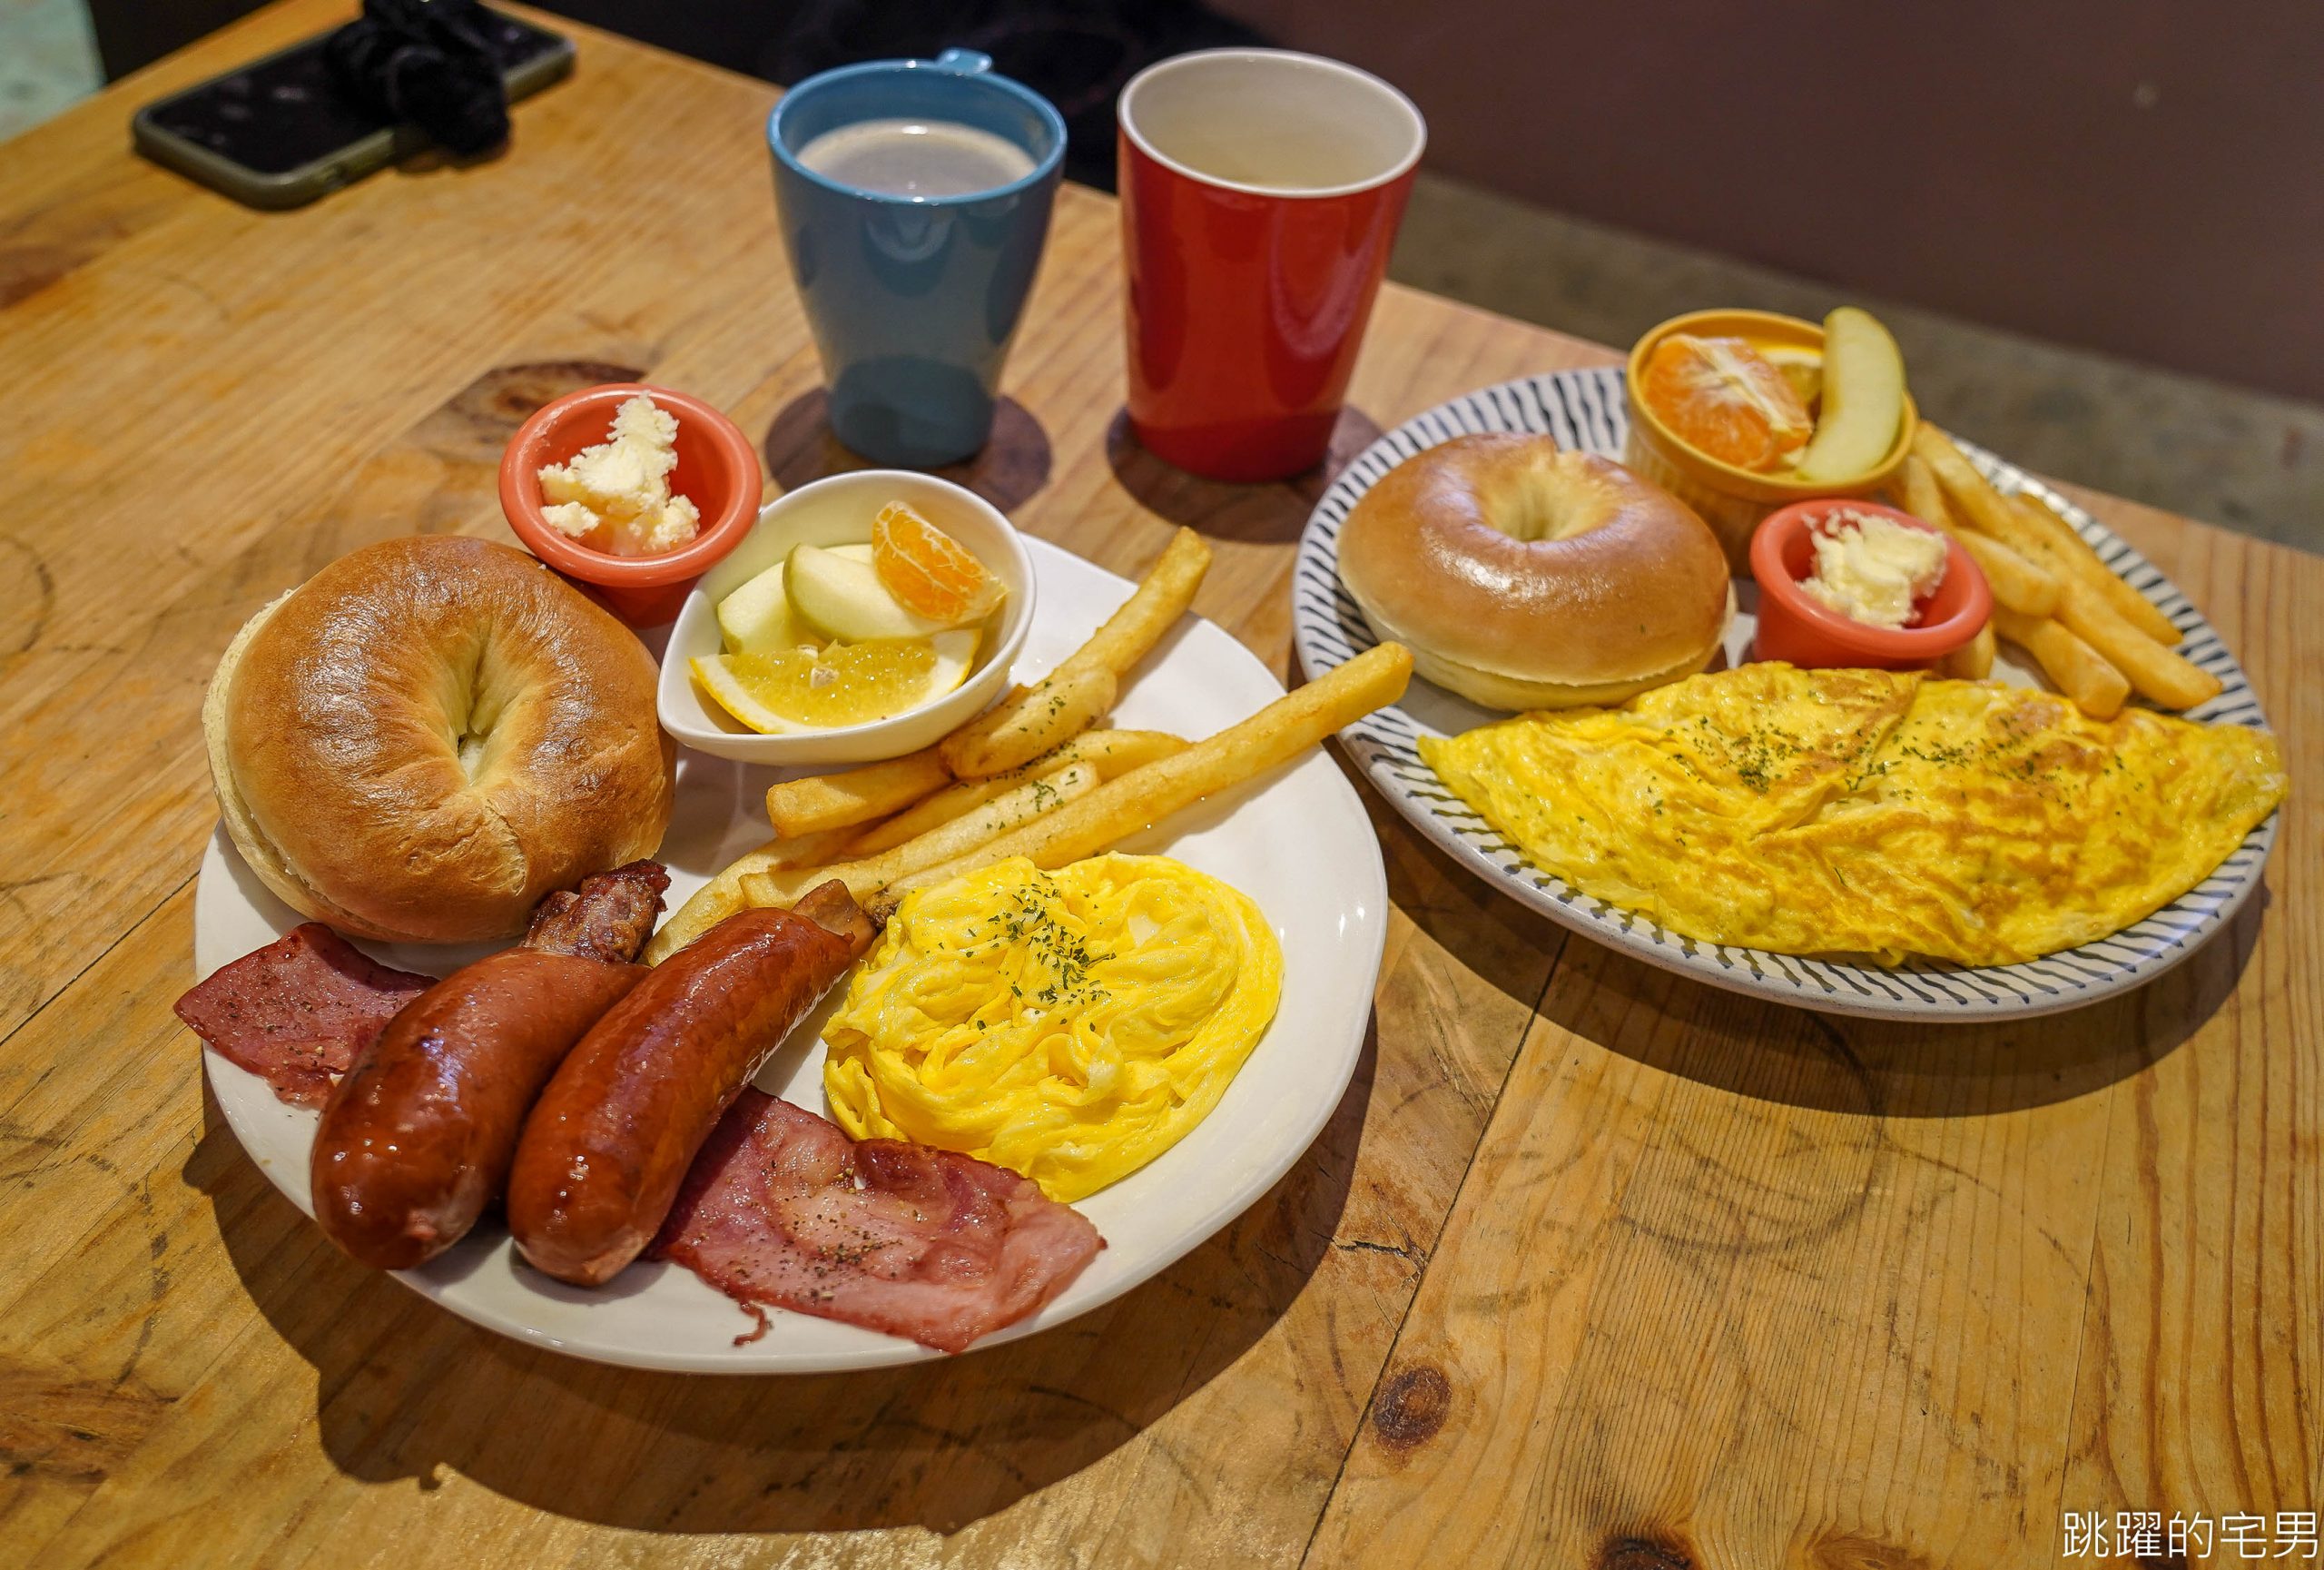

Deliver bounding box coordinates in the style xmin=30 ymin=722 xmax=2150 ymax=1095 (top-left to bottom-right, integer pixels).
xmin=1293 ymin=365 xmax=2276 ymax=1022
xmin=198 ymin=535 xmax=1388 ymax=1371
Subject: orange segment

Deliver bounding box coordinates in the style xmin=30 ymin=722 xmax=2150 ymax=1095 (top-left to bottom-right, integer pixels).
xmin=1640 ymin=334 xmax=1816 ymax=472
xmin=872 ymin=501 xmax=1001 ymax=625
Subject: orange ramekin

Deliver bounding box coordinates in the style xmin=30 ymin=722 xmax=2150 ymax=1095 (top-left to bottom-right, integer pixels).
xmin=1623 ymin=308 xmax=1918 ymax=572
xmin=1750 ymin=499 xmax=1990 ymax=670
xmin=499 ymin=383 xmax=763 ymax=627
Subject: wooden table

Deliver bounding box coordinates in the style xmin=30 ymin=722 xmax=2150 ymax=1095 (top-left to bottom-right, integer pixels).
xmin=4 ymin=7 xmax=2316 ymax=1565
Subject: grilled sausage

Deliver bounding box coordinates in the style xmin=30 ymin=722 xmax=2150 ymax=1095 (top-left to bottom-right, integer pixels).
xmin=308 ymin=862 xmax=667 ymax=1271
xmin=506 ymin=882 xmax=877 ymax=1286
xmin=310 ymin=949 xmax=645 ymax=1270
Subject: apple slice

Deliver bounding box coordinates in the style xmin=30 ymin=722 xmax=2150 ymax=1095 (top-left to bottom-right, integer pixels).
xmin=716 ymin=546 xmax=879 ymax=652
xmin=717 ymin=560 xmax=804 ymax=653
xmin=1792 ymin=307 xmax=1906 ymax=484
xmin=786 ymin=542 xmax=950 ymax=642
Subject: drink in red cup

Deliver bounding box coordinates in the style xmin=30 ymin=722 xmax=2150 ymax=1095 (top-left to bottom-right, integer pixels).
xmin=1118 ymin=50 xmax=1425 ymax=483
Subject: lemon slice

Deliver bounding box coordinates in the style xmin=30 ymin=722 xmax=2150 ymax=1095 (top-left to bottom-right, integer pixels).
xmin=693 ymin=629 xmax=978 ymax=734
xmin=1760 ymin=343 xmax=1824 ymax=410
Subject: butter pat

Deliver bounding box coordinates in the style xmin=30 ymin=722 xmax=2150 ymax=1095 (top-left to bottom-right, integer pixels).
xmin=1797 ymin=510 xmax=1946 ymax=629
xmin=537 ymin=395 xmax=702 ymax=558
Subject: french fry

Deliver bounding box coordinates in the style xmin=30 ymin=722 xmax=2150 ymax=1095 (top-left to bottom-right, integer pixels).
xmin=933 ymin=530 xmax=1211 ymax=778
xmin=1059 ymin=527 xmax=1212 ymax=679
xmin=1952 ymin=528 xmax=2063 ymax=619
xmin=1894 ymin=451 xmax=1955 ymax=529
xmin=1895 ymin=450 xmax=2061 ymax=617
xmin=882 ymin=641 xmax=1414 ymax=912
xmin=939 ymin=662 xmax=1117 ymax=778
xmin=642 ymin=824 xmax=867 ymax=964
xmin=1913 ymin=425 xmax=2058 ymax=558
xmin=764 ymin=746 xmax=950 ymax=838
xmin=1919 ymin=423 xmax=2185 ymax=651
xmin=1992 ymin=607 xmax=2129 ymax=719
xmin=2006 ymin=492 xmax=2185 ymax=646
xmin=1939 ymin=621 xmax=1995 ymax=680
xmin=2053 ymin=577 xmax=2221 ymax=709
xmin=762 ymin=529 xmax=1206 ymax=833
xmin=1035 ymin=727 xmax=1189 ymax=778
xmin=740 ymin=761 xmax=1100 ymax=909
xmin=842 ymin=729 xmax=1187 ymax=855
xmin=842 ymin=775 xmax=1023 ymax=856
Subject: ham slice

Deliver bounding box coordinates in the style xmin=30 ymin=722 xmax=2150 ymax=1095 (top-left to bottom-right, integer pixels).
xmin=650 ymin=1091 xmax=1105 ymax=1353
xmin=174 ymin=924 xmax=432 ymax=1106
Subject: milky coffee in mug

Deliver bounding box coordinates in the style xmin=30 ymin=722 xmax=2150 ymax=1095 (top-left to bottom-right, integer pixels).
xmin=795 ymin=118 xmax=1037 ymax=200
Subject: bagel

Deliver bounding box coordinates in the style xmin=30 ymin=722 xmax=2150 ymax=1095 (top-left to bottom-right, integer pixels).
xmin=1337 ymin=434 xmax=1731 ymax=710
xmin=204 ymin=537 xmax=675 ymax=944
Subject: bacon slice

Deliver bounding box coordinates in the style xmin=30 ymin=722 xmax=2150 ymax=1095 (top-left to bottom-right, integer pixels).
xmin=174 ymin=924 xmax=432 ymax=1106
xmin=521 ymin=860 xmax=670 ymax=963
xmin=183 ymin=862 xmax=670 ymax=1108
xmin=650 ymin=1091 xmax=1105 ymax=1353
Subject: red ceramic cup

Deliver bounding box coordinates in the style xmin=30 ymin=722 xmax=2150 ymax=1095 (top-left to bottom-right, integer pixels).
xmin=1750 ymin=499 xmax=1992 ymax=670
xmin=1118 ymin=49 xmax=1425 ymax=483
xmin=499 ymin=383 xmax=763 ymax=627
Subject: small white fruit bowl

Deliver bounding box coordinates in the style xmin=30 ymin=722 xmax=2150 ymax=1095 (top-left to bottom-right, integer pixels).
xmin=656 ymin=469 xmax=1035 ymax=765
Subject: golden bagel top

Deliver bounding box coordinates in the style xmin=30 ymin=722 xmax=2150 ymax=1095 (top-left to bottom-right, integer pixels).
xmin=208 ymin=537 xmax=675 ymax=944
xmin=1420 ymin=665 xmax=2286 ymax=966
xmin=822 ymin=854 xmax=1282 ymax=1201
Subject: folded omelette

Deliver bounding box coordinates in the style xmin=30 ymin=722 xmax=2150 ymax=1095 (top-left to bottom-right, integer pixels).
xmin=1419 ymin=664 xmax=2287 ymax=965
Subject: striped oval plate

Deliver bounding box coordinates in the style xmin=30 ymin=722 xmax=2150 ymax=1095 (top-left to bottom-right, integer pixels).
xmin=1293 ymin=366 xmax=2278 ymax=1021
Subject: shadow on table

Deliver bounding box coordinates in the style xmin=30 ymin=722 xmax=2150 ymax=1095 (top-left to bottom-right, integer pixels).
xmin=762 ymin=388 xmax=1053 ymax=515
xmin=1531 ymin=883 xmax=2268 ymax=1121
xmin=185 ymin=1018 xmax=1377 ymax=1536
xmin=1102 ymin=405 xmax=1382 ymax=543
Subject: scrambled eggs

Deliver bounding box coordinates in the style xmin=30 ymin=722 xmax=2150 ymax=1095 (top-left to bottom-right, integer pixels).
xmin=1420 ymin=664 xmax=2287 ymax=965
xmin=822 ymin=854 xmax=1282 ymax=1201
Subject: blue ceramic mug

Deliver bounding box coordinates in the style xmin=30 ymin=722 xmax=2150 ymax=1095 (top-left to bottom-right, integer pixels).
xmin=768 ymin=50 xmax=1066 ymax=468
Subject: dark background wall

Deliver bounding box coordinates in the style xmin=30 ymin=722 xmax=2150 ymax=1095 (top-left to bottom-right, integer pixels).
xmin=94 ymin=0 xmax=2324 ymax=403
xmin=1214 ymin=0 xmax=2324 ymax=404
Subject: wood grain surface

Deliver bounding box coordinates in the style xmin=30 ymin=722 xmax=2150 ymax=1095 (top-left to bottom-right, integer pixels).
xmin=1 ymin=6 xmax=2314 ymax=1566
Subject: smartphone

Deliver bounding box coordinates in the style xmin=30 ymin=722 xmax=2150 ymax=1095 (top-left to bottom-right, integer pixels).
xmin=132 ymin=10 xmax=574 ymax=210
